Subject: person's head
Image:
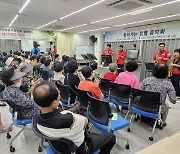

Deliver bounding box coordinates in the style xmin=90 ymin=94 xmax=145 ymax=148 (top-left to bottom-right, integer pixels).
xmin=109 ymin=63 xmax=117 ymax=73
xmin=31 ymin=55 xmax=37 ymax=61
xmin=66 ymin=60 xmax=78 ymax=74
xmin=3 ymin=52 xmax=7 ymax=57
xmin=107 ymin=44 xmax=111 ymax=50
xmin=119 ymin=45 xmax=123 ymax=51
xmin=68 ymin=57 xmax=75 ymax=62
xmin=17 ymin=52 xmax=21 ymax=56
xmin=64 ymin=56 xmax=69 ymax=62
xmin=153 ymin=63 xmax=168 ymax=79
xmin=126 ymin=60 xmax=138 ymax=72
xmin=174 ymin=49 xmax=180 ymax=58
xmin=44 ymin=59 xmax=52 ymax=68
xmin=81 ymin=66 xmax=93 ymax=79
xmin=54 ymin=62 xmax=63 ymax=73
xmin=131 ymin=44 xmax=136 ymax=50
xmin=24 ymin=54 xmax=30 ymax=60
xmin=13 ymin=51 xmax=18 ymax=56
xmin=159 ymin=43 xmax=165 ymax=51
xmin=90 ymin=62 xmax=98 ymax=70
xmin=36 ymin=55 xmax=41 ymax=63
xmin=62 ymin=55 xmax=66 ymax=61
xmin=33 ymin=82 xmax=60 ymax=110
xmin=55 ymin=54 xmax=59 ymax=60
xmin=40 ymin=56 xmax=46 ymax=64
xmin=1 ymin=68 xmax=25 ymax=87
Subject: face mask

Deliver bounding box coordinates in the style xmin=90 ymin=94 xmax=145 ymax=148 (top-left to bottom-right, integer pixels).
xmin=15 ymin=83 xmax=22 ymax=88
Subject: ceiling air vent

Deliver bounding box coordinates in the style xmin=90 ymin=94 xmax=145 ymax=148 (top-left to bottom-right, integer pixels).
xmin=113 ymin=1 xmax=143 ymax=10
xmin=138 ymin=0 xmax=152 ymax=4
xmin=47 ymin=25 xmax=66 ymax=30
xmin=107 ymin=0 xmax=125 ymax=7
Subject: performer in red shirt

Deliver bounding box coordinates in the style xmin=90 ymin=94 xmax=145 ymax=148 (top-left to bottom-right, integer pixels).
xmin=116 ymin=45 xmax=126 ymax=73
xmin=153 ymin=43 xmax=171 ymax=64
xmin=53 ymin=46 xmax=57 ymax=56
xmin=102 ymin=44 xmax=114 ymax=66
xmin=102 ymin=44 xmax=114 ymax=56
xmin=171 ymin=49 xmax=180 ymax=98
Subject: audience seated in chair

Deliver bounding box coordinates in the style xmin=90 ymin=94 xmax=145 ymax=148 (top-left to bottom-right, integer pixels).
xmin=104 ymin=63 xmax=118 ymax=82
xmin=141 ymin=63 xmax=176 ymax=126
xmin=54 ymin=54 xmax=60 ymax=65
xmin=42 ymin=59 xmax=54 ymax=78
xmin=39 ymin=56 xmax=46 ymax=69
xmin=53 ymin=62 xmax=65 ymax=84
xmin=1 ymin=68 xmax=40 ymax=119
xmin=33 ymin=81 xmax=116 ymax=154
xmin=64 ymin=60 xmax=80 ymax=104
xmin=115 ymin=60 xmax=140 ymax=88
xmin=78 ymin=66 xmax=104 ymax=100
xmin=18 ymin=62 xmax=33 ymax=93
xmin=24 ymin=54 xmax=31 ymax=63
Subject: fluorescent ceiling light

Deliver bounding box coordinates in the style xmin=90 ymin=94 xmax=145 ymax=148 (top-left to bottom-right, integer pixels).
xmin=60 ymin=0 xmax=105 ymax=20
xmin=91 ymin=0 xmax=180 ymax=24
xmin=78 ymin=27 xmax=109 ymax=33
xmin=60 ymin=24 xmax=87 ymax=32
xmin=9 ymin=14 xmax=19 ymax=27
xmin=19 ymin=0 xmax=31 ymax=14
xmin=36 ymin=20 xmax=58 ymax=29
xmin=114 ymin=14 xmax=180 ymax=27
xmin=130 ymin=8 xmax=153 ymax=16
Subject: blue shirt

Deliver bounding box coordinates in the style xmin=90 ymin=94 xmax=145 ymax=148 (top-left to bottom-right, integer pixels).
xmin=31 ymin=48 xmax=41 ymax=55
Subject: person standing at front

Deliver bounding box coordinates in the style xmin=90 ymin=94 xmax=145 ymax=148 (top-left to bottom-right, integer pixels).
xmin=116 ymin=45 xmax=126 ymax=74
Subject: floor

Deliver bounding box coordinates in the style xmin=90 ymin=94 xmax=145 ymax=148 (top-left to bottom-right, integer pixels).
xmin=0 ymin=68 xmax=180 ymax=154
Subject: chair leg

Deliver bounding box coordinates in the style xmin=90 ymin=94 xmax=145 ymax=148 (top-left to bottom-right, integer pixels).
xmin=127 ymin=113 xmax=134 ymax=132
xmin=6 ymin=123 xmax=14 ymax=139
xmin=149 ymin=118 xmax=158 ymax=141
xmin=9 ymin=128 xmax=24 ymax=147
xmin=117 ymin=134 xmax=130 ymax=150
xmin=125 ymin=110 xmax=131 ymax=119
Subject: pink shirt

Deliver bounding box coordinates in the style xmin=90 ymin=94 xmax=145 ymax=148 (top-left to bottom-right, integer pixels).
xmin=115 ymin=71 xmax=140 ymax=88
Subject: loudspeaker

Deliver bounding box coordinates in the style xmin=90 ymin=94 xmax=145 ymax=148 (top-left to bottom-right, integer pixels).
xmin=90 ymin=35 xmax=97 ymax=43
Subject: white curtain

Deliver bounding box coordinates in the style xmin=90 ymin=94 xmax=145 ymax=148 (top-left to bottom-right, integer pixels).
xmin=0 ymin=39 xmax=21 ymax=53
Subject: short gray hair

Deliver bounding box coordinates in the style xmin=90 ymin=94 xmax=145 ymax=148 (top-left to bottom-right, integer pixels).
xmin=109 ymin=63 xmax=117 ymax=72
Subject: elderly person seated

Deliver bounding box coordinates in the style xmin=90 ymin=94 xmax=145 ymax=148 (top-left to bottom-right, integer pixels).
xmin=104 ymin=63 xmax=117 ymax=82
xmin=43 ymin=59 xmax=54 ymax=78
xmin=53 ymin=62 xmax=65 ymax=84
xmin=141 ymin=63 xmax=176 ymax=127
xmin=1 ymin=68 xmax=40 ymax=119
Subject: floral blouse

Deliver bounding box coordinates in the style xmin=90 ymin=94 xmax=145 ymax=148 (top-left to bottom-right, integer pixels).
xmin=3 ymin=86 xmax=39 ymax=119
xmin=141 ymin=77 xmax=176 ymax=113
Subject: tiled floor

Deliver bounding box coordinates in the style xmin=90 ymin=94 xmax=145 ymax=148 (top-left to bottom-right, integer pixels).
xmin=0 ymin=98 xmax=180 ymax=154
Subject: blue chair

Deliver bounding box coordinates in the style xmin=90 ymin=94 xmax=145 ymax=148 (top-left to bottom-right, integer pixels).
xmin=110 ymin=82 xmax=132 ymax=118
xmin=56 ymin=81 xmax=71 ymax=108
xmin=32 ymin=118 xmax=100 ymax=154
xmin=5 ymin=100 xmax=40 ymax=152
xmin=130 ymin=88 xmax=161 ymax=141
xmin=87 ymin=93 xmax=130 ymax=149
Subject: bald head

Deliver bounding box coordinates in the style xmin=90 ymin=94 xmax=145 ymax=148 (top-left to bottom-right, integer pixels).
xmin=33 ymin=81 xmax=59 ymax=107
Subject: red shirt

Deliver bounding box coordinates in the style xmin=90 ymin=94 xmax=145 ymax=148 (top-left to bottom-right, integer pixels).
xmin=102 ymin=49 xmax=114 ymax=56
xmin=53 ymin=48 xmax=57 ymax=55
xmin=153 ymin=50 xmax=171 ymax=64
xmin=78 ymin=80 xmax=103 ymax=99
xmin=117 ymin=50 xmax=126 ymax=64
xmin=172 ymin=57 xmax=180 ymax=75
xmin=104 ymin=72 xmax=117 ymax=82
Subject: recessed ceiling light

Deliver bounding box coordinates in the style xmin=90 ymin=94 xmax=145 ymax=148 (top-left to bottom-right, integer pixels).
xmin=60 ymin=24 xmax=87 ymax=32
xmin=91 ymin=0 xmax=180 ymax=24
xmin=130 ymin=8 xmax=153 ymax=16
xmin=60 ymin=0 xmax=105 ymax=20
xmin=114 ymin=14 xmax=180 ymax=27
xmin=36 ymin=20 xmax=58 ymax=29
xmin=78 ymin=27 xmax=109 ymax=33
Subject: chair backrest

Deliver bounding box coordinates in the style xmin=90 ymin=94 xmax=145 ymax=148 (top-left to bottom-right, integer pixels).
xmin=132 ymin=88 xmax=161 ymax=113
xmin=145 ymin=63 xmax=155 ymax=71
xmin=32 ymin=118 xmax=77 ymax=154
xmin=87 ymin=93 xmax=111 ymax=125
xmin=56 ymin=81 xmax=70 ymax=104
xmin=41 ymin=70 xmax=50 ymax=81
xmin=111 ymin=82 xmax=132 ymax=102
xmin=99 ymin=78 xmax=111 ymax=95
xmin=77 ymin=88 xmax=90 ymax=108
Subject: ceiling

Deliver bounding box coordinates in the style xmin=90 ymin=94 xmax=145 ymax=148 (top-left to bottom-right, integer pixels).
xmin=0 ymin=0 xmax=180 ymax=33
